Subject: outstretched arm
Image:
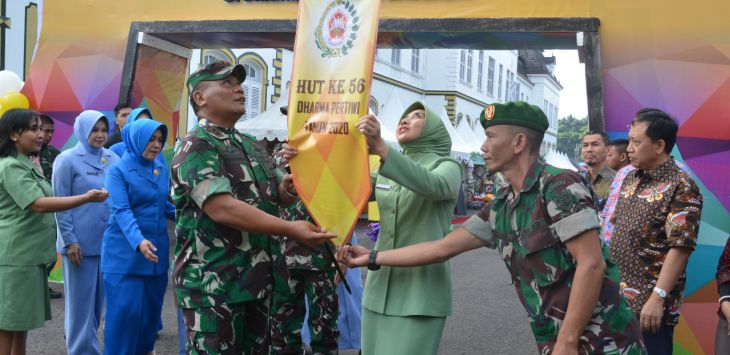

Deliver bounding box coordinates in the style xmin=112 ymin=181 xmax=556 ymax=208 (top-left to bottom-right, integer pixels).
xmin=203 ymin=193 xmax=334 ymax=249
xmin=344 ymin=227 xmax=487 ymax=268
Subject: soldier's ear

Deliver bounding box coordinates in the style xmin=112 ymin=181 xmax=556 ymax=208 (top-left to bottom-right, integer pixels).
xmin=191 ymin=90 xmax=206 ymax=109
xmin=513 ymin=132 xmax=528 ymax=154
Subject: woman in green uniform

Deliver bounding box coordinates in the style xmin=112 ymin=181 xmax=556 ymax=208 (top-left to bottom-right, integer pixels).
xmin=355 ymin=102 xmax=462 ymax=355
xmin=0 ymin=109 xmax=109 ymax=355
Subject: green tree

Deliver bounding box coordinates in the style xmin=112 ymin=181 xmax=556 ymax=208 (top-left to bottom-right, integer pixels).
xmin=557 ymin=115 xmax=588 ymax=161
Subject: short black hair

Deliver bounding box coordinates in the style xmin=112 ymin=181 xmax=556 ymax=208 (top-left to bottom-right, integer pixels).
xmin=582 ymin=130 xmax=609 ymax=146
xmin=608 ymin=138 xmax=629 ymax=154
xmin=511 ymin=126 xmax=544 ymax=155
xmin=39 ymin=114 xmax=54 ymax=126
xmin=632 ymin=108 xmax=678 ymax=154
xmin=114 ymin=103 xmax=132 ymax=117
xmin=0 ymin=109 xmax=41 ymax=158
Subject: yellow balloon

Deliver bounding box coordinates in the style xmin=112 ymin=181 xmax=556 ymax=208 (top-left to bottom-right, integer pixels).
xmin=0 ymin=92 xmax=30 ymax=111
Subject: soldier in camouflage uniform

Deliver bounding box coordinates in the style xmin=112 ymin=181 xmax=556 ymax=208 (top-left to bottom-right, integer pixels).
xmin=269 ymin=142 xmax=339 ymax=355
xmin=171 ymin=61 xmax=334 ymax=355
xmin=343 ymin=102 xmax=646 ymax=354
xmin=29 ymin=114 xmax=60 ymax=181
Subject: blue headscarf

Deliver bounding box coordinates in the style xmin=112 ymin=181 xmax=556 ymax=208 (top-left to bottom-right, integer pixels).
xmin=121 ymin=118 xmax=167 ymax=167
xmin=73 ymin=110 xmax=109 ymax=157
xmin=127 ymin=108 xmax=152 ymax=126
xmin=110 ymin=107 xmax=153 ymax=157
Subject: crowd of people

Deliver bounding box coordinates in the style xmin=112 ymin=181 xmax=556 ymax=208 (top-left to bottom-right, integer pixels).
xmin=0 ymin=59 xmax=726 ymax=355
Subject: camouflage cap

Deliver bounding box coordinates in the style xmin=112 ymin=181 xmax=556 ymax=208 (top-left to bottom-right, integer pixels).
xmin=186 ymin=61 xmax=246 ymax=92
xmin=479 ymin=101 xmax=549 ymax=133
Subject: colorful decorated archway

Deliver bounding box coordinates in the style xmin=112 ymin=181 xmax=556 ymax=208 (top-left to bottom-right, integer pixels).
xmin=21 ymin=1 xmax=730 ymax=353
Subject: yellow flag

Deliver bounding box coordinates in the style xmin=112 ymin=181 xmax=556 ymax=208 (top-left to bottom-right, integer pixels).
xmin=288 ymin=0 xmax=380 ymax=245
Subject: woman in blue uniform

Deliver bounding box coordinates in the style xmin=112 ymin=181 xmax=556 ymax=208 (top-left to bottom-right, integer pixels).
xmin=109 ymin=107 xmax=152 ymax=158
xmin=53 ymin=110 xmax=119 ymax=355
xmin=102 ymin=118 xmax=174 ymax=355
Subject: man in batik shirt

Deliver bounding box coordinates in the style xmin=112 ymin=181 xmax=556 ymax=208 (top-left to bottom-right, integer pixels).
xmin=579 ymin=131 xmax=615 ymax=212
xmin=343 ymin=102 xmax=645 ymax=354
xmin=610 ymin=108 xmax=702 ymax=354
xmin=171 ymin=61 xmax=333 ymax=354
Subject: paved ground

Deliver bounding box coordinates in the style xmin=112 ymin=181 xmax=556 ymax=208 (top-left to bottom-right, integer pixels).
xmin=27 ymin=215 xmax=536 ymax=354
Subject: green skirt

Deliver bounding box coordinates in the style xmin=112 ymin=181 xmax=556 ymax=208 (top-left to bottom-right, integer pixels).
xmin=361 ymin=308 xmax=445 ymax=355
xmin=0 ymin=265 xmax=51 ymax=331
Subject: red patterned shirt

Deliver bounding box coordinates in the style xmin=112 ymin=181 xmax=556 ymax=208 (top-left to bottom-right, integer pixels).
xmin=609 ymin=158 xmax=702 ymax=326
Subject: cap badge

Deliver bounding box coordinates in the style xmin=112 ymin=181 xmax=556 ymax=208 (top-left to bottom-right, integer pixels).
xmin=484 ymin=105 xmax=496 ymax=121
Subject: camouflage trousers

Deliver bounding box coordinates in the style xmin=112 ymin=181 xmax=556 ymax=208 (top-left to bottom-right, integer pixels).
xmin=270 ymin=267 xmax=339 ymax=355
xmin=182 ymin=298 xmax=270 ymax=355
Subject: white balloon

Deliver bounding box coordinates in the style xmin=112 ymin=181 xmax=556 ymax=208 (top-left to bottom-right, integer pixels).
xmin=0 ymin=71 xmax=23 ymax=97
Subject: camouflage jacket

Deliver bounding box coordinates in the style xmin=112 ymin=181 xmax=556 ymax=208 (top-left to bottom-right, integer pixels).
xmin=278 ymin=200 xmax=329 ymax=271
xmin=38 ymin=144 xmax=60 ymax=180
xmin=171 ymin=119 xmax=283 ymax=308
xmin=271 ymin=154 xmax=328 ymax=271
xmin=462 ymin=161 xmax=644 ymax=354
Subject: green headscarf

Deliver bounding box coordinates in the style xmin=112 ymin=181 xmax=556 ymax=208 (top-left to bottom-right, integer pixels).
xmin=397 ymin=102 xmax=452 ymax=157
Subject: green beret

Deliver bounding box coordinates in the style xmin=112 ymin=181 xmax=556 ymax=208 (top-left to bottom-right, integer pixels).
xmin=479 ymin=101 xmax=549 ymax=133
xmin=186 ymin=62 xmax=246 ymax=92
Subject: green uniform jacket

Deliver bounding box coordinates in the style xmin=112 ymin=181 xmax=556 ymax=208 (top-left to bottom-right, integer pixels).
xmin=0 ymin=155 xmax=56 ymax=266
xmin=363 ymin=103 xmax=462 ymax=317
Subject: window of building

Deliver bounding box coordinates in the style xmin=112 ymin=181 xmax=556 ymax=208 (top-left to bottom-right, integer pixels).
xmin=241 ymin=61 xmax=263 ymax=121
xmin=411 ymin=49 xmax=420 ymax=73
xmin=466 ymin=50 xmax=473 ymax=84
xmin=459 ymin=49 xmax=466 ymax=81
xmin=391 ymin=49 xmax=401 ymax=66
xmin=202 ymin=49 xmax=233 ymax=65
xmin=505 ymin=70 xmax=512 ymax=101
xmin=487 ymin=57 xmax=495 ymax=96
xmin=477 ymin=51 xmax=484 ymax=91
xmin=497 ymin=64 xmax=503 ymax=99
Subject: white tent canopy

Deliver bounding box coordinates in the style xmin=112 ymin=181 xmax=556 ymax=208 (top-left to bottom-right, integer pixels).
xmin=439 ymin=109 xmax=471 ymax=157
xmin=379 ymin=93 xmax=405 ymax=133
xmin=235 ymin=90 xmax=289 ymax=140
xmin=236 ymin=90 xmax=400 ymax=149
xmin=456 ymin=117 xmax=482 ymax=152
xmin=472 ymin=120 xmax=486 ymax=145
xmin=544 ymin=150 xmax=578 ymax=171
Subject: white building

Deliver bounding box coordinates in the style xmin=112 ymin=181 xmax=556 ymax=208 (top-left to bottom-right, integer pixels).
xmin=190 ymin=47 xmax=563 ymax=156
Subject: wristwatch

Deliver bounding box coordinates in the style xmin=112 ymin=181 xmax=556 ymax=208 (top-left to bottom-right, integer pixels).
xmin=367 ymin=250 xmax=380 ymax=271
xmin=653 ymin=287 xmax=668 ymax=299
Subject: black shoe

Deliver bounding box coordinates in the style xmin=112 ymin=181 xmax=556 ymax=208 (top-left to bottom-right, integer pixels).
xmin=49 ymin=287 xmax=62 ymax=299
